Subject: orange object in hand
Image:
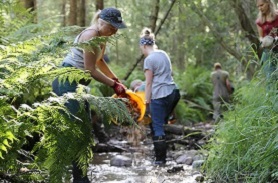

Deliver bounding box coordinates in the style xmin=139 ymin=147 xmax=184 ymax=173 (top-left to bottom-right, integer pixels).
xmin=112 ymin=90 xmax=146 ymax=123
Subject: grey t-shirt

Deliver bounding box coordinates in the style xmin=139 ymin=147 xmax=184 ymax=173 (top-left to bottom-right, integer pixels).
xmin=143 ymin=50 xmax=176 ymax=99
xmin=211 ymin=69 xmax=230 ymax=100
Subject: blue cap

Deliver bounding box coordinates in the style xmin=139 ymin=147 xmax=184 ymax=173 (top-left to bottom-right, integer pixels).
xmin=99 ymin=8 xmax=127 ymax=29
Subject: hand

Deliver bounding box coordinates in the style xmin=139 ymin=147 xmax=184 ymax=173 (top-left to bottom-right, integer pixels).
xmin=112 ymin=78 xmax=120 ymax=83
xmin=112 ymin=81 xmax=126 ymax=96
xmin=261 ymin=36 xmax=274 ymax=48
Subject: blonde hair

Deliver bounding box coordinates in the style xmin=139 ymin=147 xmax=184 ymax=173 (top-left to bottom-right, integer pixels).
xmin=257 ymin=0 xmax=278 ymax=23
xmin=214 ymin=62 xmax=222 ymax=70
xmin=90 ymin=10 xmax=101 ymax=25
xmin=140 ymin=27 xmax=155 ymax=41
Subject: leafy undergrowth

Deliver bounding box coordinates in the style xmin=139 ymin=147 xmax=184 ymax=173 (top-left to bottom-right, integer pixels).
xmin=204 ymin=77 xmax=278 ymax=182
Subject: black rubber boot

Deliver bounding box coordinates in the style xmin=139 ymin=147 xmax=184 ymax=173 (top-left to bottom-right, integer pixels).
xmin=92 ymin=120 xmax=109 ymax=143
xmin=91 ymin=110 xmax=109 ymax=143
xmin=72 ymin=162 xmax=90 ymax=183
xmin=153 ymin=136 xmax=167 ymax=165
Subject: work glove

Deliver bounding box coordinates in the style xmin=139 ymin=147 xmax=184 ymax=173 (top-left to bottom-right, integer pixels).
xmin=261 ymin=36 xmax=274 ymax=48
xmin=112 ymin=81 xmax=126 ymax=96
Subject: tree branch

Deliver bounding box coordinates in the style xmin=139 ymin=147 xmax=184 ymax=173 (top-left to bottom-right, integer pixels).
xmin=123 ymin=0 xmax=177 ymax=80
xmin=190 ymin=3 xmax=243 ymax=61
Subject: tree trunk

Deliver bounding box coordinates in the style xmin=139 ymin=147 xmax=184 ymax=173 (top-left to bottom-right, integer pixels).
xmin=61 ymin=0 xmax=67 ymax=26
xmin=229 ymin=0 xmax=261 ymax=79
xmin=149 ymin=0 xmax=160 ymax=32
xmin=21 ymin=0 xmax=37 ymax=23
xmin=78 ymin=0 xmax=86 ymax=27
xmin=177 ymin=5 xmax=186 ymax=69
xmin=22 ymin=0 xmax=36 ymax=11
xmin=69 ymin=0 xmax=77 ymax=25
xmin=124 ymin=0 xmax=177 ymax=80
xmin=115 ymin=0 xmax=119 ymax=64
xmin=96 ymin=0 xmax=104 ymax=11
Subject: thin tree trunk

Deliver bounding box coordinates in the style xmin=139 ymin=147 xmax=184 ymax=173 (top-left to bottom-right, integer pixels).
xmin=229 ymin=0 xmax=261 ymax=79
xmin=22 ymin=0 xmax=36 ymax=11
xmin=149 ymin=0 xmax=160 ymax=32
xmin=96 ymin=0 xmax=104 ymax=11
xmin=78 ymin=0 xmax=86 ymax=27
xmin=124 ymin=0 xmax=177 ymax=80
xmin=115 ymin=0 xmax=119 ymax=64
xmin=21 ymin=0 xmax=37 ymax=23
xmin=61 ymin=0 xmax=67 ymax=26
xmin=69 ymin=0 xmax=77 ymax=25
xmin=190 ymin=3 xmax=242 ymax=61
xmin=176 ymin=5 xmax=186 ymax=69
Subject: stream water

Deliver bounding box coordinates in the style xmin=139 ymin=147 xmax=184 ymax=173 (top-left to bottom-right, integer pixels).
xmin=86 ymin=144 xmax=203 ymax=183
xmin=82 ymin=123 xmax=210 ymax=183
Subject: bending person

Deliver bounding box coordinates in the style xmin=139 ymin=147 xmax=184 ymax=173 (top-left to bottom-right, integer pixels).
xmin=52 ymin=7 xmax=127 ymax=182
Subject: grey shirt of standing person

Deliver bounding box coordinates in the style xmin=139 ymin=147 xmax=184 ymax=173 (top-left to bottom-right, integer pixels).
xmin=143 ymin=50 xmax=176 ymax=99
xmin=211 ymin=69 xmax=230 ymax=102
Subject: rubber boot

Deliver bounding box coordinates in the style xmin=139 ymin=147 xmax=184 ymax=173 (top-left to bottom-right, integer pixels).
xmin=153 ymin=136 xmax=167 ymax=165
xmin=92 ymin=120 xmax=109 ymax=143
xmin=72 ymin=162 xmax=90 ymax=183
xmin=91 ymin=110 xmax=109 ymax=143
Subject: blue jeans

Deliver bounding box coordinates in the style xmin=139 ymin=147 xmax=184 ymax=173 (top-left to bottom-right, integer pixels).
xmin=150 ymin=89 xmax=180 ymax=137
xmin=52 ymin=78 xmax=85 ymax=117
xmin=52 ymin=62 xmax=91 ymax=117
xmin=261 ymin=49 xmax=277 ymax=82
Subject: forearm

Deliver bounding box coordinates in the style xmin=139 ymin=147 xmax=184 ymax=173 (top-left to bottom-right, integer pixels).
xmin=145 ymin=83 xmax=152 ymax=104
xmin=90 ymin=68 xmax=115 ymax=87
xmin=97 ymin=58 xmax=118 ymax=79
xmin=144 ymin=69 xmax=153 ymax=104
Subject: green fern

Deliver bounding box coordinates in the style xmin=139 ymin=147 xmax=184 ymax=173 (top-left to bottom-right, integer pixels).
xmin=0 ymin=12 xmax=134 ymax=182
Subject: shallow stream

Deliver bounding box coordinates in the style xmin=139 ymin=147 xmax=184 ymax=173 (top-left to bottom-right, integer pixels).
xmin=86 ymin=145 xmax=202 ymax=183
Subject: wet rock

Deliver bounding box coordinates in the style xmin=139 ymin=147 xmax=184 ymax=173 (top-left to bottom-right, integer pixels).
xmin=176 ymin=155 xmax=193 ymax=165
xmin=192 ymin=160 xmax=205 ymax=170
xmin=167 ymin=166 xmax=184 ymax=173
xmin=110 ymin=155 xmax=132 ymax=167
xmin=195 ymin=175 xmax=205 ymax=182
xmin=92 ymin=143 xmax=126 ymax=153
xmin=193 ymin=154 xmax=205 ymax=161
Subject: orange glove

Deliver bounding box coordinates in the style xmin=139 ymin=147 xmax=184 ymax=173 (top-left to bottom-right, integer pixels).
xmin=112 ymin=81 xmax=126 ymax=96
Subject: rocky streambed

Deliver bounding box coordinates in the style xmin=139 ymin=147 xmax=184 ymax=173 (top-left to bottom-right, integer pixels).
xmin=85 ymin=122 xmax=214 ymax=183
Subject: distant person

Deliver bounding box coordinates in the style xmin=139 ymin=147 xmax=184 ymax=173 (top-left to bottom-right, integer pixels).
xmin=52 ymin=7 xmax=127 ymax=183
xmin=256 ymin=0 xmax=278 ymax=84
xmin=130 ymin=79 xmax=145 ymax=92
xmin=139 ymin=27 xmax=180 ymax=165
xmin=211 ymin=62 xmax=232 ymax=122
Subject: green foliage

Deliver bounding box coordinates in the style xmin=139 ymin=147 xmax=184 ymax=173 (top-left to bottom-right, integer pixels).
xmin=0 ymin=17 xmax=135 ymax=182
xmin=204 ymin=78 xmax=278 ymax=182
xmin=175 ymin=101 xmax=204 ymax=125
xmin=175 ymin=65 xmax=213 ymax=123
xmin=0 ymin=1 xmax=34 ymax=44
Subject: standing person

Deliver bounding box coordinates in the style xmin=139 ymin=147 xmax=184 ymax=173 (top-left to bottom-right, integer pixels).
xmin=256 ymin=0 xmax=278 ymax=84
xmin=52 ymin=7 xmax=127 ymax=183
xmin=211 ymin=62 xmax=232 ymax=122
xmin=139 ymin=28 xmax=180 ymax=165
